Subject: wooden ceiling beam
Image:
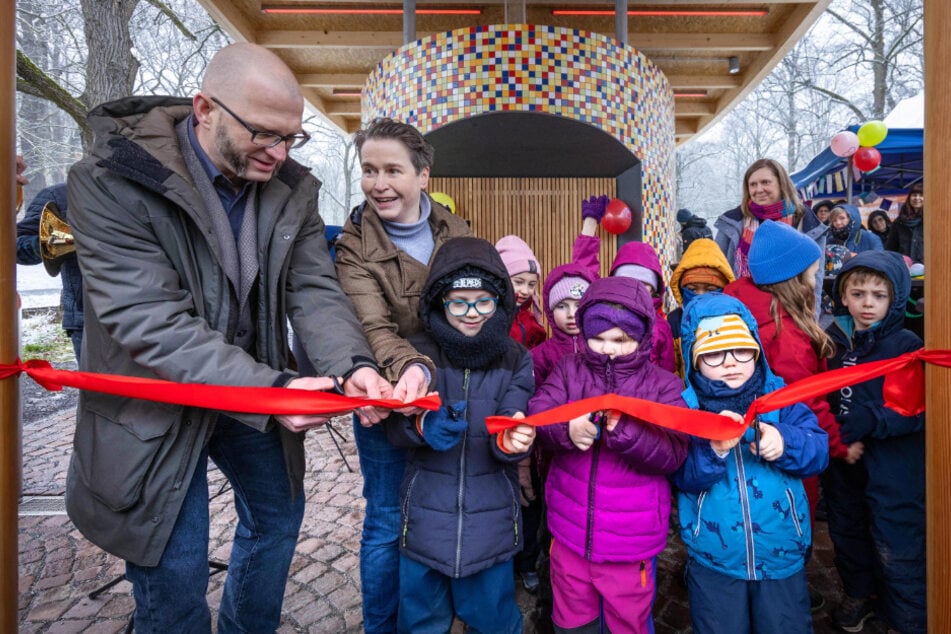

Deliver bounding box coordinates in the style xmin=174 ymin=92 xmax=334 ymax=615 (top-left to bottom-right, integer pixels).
xmin=195 ymin=0 xmax=257 ymax=42
xmin=261 ymin=30 xmax=773 ymax=50
xmin=301 ymin=87 xmax=351 ymax=130
xmin=673 ymin=101 xmax=715 ymax=115
xmin=259 ymin=31 xmax=404 ymax=48
xmin=326 ymin=103 xmax=364 ymax=116
xmin=667 ymin=74 xmax=741 ymax=89
xmin=298 ymin=73 xmax=367 ymax=88
xmin=632 ymin=33 xmax=772 ymax=51
xmin=674 ymin=119 xmax=698 ymax=135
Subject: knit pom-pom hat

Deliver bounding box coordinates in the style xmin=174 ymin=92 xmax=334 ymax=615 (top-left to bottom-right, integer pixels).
xmin=747 ymin=220 xmax=822 ymax=285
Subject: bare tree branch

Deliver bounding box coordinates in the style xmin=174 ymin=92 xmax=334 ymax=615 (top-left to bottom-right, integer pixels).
xmin=16 ymin=49 xmax=90 ymax=138
xmin=142 ymin=0 xmax=195 ymax=39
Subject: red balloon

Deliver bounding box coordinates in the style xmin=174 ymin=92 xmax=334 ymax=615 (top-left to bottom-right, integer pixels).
xmin=853 ymin=147 xmax=882 ymax=172
xmin=603 ymin=198 xmax=632 ymax=235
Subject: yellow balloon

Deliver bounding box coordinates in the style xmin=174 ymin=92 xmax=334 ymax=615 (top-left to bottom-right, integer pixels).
xmin=429 ymin=191 xmax=456 ymax=214
xmin=857 ymin=120 xmax=888 ymax=147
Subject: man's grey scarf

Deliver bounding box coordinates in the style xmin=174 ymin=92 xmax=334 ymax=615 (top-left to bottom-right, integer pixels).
xmin=176 ymin=119 xmax=259 ymax=349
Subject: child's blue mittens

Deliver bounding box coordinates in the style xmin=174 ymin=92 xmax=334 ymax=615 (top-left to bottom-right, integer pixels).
xmin=421 ymin=401 xmax=468 ymax=450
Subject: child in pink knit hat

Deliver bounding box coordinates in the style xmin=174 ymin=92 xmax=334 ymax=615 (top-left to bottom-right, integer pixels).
xmin=495 ymin=235 xmax=547 ymax=350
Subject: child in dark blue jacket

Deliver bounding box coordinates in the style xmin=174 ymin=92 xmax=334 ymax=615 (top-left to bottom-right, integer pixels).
xmin=673 ymin=293 xmax=829 ymax=634
xmin=384 ymin=237 xmax=536 ymax=633
xmin=823 ymin=251 xmax=925 ymax=634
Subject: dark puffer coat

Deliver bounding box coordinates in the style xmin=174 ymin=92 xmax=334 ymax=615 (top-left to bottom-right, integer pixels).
xmin=384 ymin=237 xmax=535 ymax=578
xmin=825 ymin=251 xmax=925 ymax=633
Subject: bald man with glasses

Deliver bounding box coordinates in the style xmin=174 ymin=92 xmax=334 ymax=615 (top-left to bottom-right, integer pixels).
xmin=66 ymin=42 xmax=391 ymax=632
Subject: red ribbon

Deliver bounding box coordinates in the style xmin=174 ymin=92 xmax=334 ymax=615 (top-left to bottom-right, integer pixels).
xmin=487 ymin=348 xmax=950 ymax=440
xmin=5 ymin=349 xmax=950 ymax=438
xmin=486 ymin=394 xmax=742 ymax=440
xmin=1 ymin=358 xmax=441 ymax=415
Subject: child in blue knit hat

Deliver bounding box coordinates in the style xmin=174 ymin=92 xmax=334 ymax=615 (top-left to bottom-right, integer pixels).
xmin=674 ymin=292 xmax=829 ymax=633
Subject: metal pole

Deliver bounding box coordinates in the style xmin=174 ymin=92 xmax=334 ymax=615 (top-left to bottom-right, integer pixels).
xmin=1 ymin=0 xmax=21 ymax=628
xmin=403 ymin=0 xmax=416 ymax=45
xmin=924 ymin=0 xmax=951 ymax=630
xmin=615 ymin=0 xmax=628 ymax=46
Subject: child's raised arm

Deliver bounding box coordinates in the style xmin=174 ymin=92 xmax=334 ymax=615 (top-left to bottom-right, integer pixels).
xmin=572 ymin=195 xmax=608 ymax=276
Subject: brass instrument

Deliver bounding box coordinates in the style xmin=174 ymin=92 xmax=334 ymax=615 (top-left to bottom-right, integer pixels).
xmin=38 ymin=200 xmax=75 ymax=277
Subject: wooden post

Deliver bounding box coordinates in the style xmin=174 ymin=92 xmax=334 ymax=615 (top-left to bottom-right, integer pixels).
xmin=0 ymin=0 xmax=20 ymax=629
xmin=924 ymin=0 xmax=950 ymax=631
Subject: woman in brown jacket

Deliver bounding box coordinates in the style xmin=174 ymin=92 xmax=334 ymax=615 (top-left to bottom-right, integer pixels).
xmin=333 ymin=118 xmax=471 ymax=633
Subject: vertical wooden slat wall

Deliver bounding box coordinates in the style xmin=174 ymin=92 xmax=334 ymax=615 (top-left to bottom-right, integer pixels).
xmin=430 ymin=177 xmax=618 ymax=290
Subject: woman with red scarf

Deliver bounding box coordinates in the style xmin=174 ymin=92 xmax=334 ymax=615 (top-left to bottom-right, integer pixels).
xmin=714 ymin=158 xmax=828 ymax=309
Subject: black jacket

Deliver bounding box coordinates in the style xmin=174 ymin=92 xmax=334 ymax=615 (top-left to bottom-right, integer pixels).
xmin=680 ymin=214 xmax=713 ymax=249
xmin=826 ymin=251 xmax=923 ymax=443
xmin=385 ymin=237 xmax=535 ymax=578
xmin=885 ymin=213 xmax=924 ymax=264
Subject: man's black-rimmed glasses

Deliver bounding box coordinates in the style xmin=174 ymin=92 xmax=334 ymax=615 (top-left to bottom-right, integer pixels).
xmin=211 ymin=97 xmax=310 ymax=150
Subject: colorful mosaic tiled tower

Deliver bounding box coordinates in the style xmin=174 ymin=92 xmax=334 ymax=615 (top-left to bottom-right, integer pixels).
xmin=364 ymin=24 xmax=678 ymax=270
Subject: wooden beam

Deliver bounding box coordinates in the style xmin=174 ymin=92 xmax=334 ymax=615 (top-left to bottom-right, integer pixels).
xmin=674 ymin=119 xmax=697 ymax=136
xmin=260 ymin=30 xmax=773 ymax=51
xmin=673 ymin=101 xmax=715 ymax=116
xmin=301 ymin=87 xmax=352 ymax=132
xmin=667 ymin=74 xmax=742 ymax=90
xmin=631 ymin=33 xmax=773 ymax=52
xmin=195 ymin=0 xmax=257 ymax=43
xmin=326 ymin=103 xmax=363 ymax=116
xmin=259 ymin=30 xmax=405 ymax=48
xmin=297 ymin=73 xmax=367 ymax=88
xmin=924 ymin=1 xmax=951 ymax=631
xmin=0 ymin=0 xmax=17 ymax=626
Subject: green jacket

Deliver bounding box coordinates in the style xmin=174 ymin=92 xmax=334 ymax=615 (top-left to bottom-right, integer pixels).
xmin=334 ymin=197 xmax=471 ymax=382
xmin=65 ymin=96 xmax=374 ymax=566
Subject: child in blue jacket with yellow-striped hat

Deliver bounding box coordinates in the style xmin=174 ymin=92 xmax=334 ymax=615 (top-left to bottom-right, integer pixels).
xmin=673 ymin=292 xmax=829 ymax=633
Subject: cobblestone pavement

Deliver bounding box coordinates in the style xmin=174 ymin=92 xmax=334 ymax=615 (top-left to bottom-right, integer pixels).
xmin=18 ymin=388 xmax=890 ymax=632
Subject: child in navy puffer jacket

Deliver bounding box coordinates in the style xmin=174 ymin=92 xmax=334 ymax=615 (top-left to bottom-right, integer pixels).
xmin=823 ymin=251 xmax=925 ymax=634
xmin=384 ymin=237 xmax=537 ymax=634
xmin=529 ymin=276 xmax=689 ymax=634
xmin=673 ymin=293 xmax=829 ymax=633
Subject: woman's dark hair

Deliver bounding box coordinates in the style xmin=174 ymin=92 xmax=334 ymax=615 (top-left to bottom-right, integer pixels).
xmin=353 ymin=117 xmax=435 ymax=174
xmin=899 ymin=181 xmax=924 ymax=216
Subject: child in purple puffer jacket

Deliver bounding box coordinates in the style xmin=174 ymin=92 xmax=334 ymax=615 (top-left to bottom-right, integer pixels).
xmin=529 ymin=276 xmax=689 ymax=634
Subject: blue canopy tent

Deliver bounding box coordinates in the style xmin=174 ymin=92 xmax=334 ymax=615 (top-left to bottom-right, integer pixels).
xmin=791 ymin=126 xmax=923 ymax=200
